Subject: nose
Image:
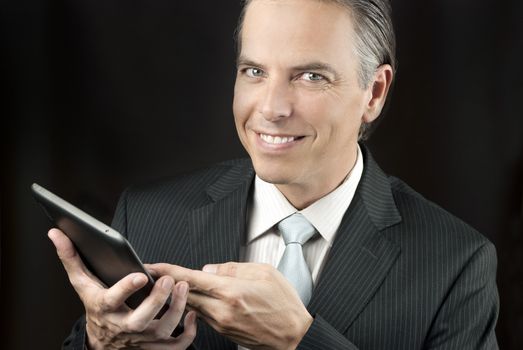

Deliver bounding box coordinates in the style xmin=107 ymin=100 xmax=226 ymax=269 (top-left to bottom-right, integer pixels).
xmin=259 ymin=79 xmax=293 ymax=121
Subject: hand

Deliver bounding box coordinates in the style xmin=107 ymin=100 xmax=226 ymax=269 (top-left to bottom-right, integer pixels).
xmin=150 ymin=262 xmax=313 ymax=350
xmin=48 ymin=228 xmax=197 ymax=350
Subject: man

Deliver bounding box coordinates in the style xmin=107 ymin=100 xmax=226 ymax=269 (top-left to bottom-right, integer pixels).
xmin=49 ymin=0 xmax=499 ymax=349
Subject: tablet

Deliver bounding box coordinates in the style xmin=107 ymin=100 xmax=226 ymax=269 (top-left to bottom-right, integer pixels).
xmin=31 ymin=183 xmax=169 ymax=313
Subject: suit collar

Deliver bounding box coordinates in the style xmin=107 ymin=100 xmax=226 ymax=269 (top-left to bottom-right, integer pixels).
xmin=205 ymin=159 xmax=255 ymax=202
xmin=201 ymin=143 xmax=401 ymax=230
xmin=357 ymin=143 xmax=402 ymax=230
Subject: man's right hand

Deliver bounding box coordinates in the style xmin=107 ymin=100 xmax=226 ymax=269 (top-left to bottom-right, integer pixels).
xmin=48 ymin=228 xmax=197 ymax=350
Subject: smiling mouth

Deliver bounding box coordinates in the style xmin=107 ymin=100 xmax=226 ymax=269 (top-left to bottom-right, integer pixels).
xmin=258 ymin=133 xmax=305 ymax=145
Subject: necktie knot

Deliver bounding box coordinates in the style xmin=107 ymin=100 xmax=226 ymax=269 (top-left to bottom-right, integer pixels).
xmin=277 ymin=213 xmax=316 ymax=246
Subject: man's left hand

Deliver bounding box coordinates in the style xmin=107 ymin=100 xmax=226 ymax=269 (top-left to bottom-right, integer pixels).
xmin=149 ymin=262 xmax=313 ymax=350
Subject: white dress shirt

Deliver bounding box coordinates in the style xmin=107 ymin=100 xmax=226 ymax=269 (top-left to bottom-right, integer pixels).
xmin=237 ymin=145 xmax=364 ymax=349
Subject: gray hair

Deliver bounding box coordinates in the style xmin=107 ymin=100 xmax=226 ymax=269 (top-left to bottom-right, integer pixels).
xmin=235 ymin=0 xmax=397 ymax=140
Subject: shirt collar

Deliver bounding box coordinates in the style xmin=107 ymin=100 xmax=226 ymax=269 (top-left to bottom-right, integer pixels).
xmin=247 ymin=145 xmax=364 ymax=245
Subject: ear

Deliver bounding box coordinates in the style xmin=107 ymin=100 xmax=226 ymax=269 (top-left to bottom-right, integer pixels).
xmin=362 ymin=64 xmax=394 ymax=123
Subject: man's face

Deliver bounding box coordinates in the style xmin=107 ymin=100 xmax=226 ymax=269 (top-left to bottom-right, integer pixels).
xmin=233 ymin=0 xmax=374 ymax=197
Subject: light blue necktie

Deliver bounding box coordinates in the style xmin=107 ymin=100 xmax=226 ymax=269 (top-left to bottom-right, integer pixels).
xmin=277 ymin=213 xmax=316 ymax=306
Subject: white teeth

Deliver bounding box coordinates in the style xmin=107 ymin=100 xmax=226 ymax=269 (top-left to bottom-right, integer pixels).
xmin=260 ymin=134 xmax=296 ymax=144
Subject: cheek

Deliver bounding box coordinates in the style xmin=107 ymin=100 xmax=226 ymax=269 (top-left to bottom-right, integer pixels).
xmin=233 ymin=83 xmax=254 ymax=127
xmin=296 ymin=92 xmax=363 ymax=147
xmin=295 ymin=93 xmax=347 ymax=133
xmin=233 ymin=92 xmax=247 ymax=129
xmin=233 ymin=86 xmax=256 ymax=151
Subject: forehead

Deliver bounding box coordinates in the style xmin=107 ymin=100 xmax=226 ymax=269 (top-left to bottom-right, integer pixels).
xmin=240 ymin=0 xmax=357 ymax=65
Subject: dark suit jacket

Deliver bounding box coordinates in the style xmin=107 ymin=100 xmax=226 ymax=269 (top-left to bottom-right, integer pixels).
xmin=63 ymin=145 xmax=499 ymax=349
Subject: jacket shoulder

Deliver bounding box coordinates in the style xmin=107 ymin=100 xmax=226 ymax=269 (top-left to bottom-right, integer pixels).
xmin=110 ymin=158 xmax=253 ymax=263
xmin=123 ymin=158 xmax=252 ymax=209
xmin=387 ymin=176 xmax=493 ymax=252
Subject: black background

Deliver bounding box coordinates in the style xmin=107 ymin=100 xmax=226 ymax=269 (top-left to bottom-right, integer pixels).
xmin=1 ymin=1 xmax=522 ymax=349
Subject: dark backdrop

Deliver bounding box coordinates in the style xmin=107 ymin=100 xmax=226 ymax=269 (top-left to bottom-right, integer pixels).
xmin=1 ymin=1 xmax=522 ymax=349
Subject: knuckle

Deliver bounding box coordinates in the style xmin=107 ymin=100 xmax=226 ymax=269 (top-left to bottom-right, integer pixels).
xmin=56 ymin=243 xmax=76 ymax=261
xmin=205 ymin=285 xmax=222 ymax=298
xmin=215 ymin=310 xmax=234 ymax=326
xmin=99 ymin=294 xmax=115 ymax=312
xmin=152 ymin=290 xmax=170 ymax=306
xmin=223 ymin=290 xmax=241 ymax=306
xmin=219 ymin=287 xmax=234 ymax=301
xmin=230 ymin=296 xmax=242 ymax=308
xmin=152 ymin=326 xmax=171 ymax=340
xmin=227 ymin=263 xmax=238 ymax=276
xmin=212 ymin=323 xmax=226 ymax=334
xmin=258 ymin=264 xmax=275 ymax=279
xmin=123 ymin=319 xmax=147 ymax=333
xmin=172 ymin=298 xmax=186 ymax=315
xmin=219 ymin=262 xmax=237 ymax=276
xmin=118 ymin=278 xmax=136 ymax=296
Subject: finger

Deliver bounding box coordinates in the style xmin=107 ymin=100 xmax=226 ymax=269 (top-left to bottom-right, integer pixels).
xmin=48 ymin=229 xmax=102 ymax=298
xmin=100 ymin=272 xmax=149 ymax=311
xmin=125 ymin=276 xmax=174 ymax=332
xmin=203 ymin=262 xmax=276 ymax=281
xmin=202 ymin=262 xmax=242 ymax=276
xmin=152 ymin=263 xmax=229 ymax=297
xmin=186 ymin=290 xmax=223 ymax=323
xmin=139 ymin=312 xmax=197 ymax=349
xmin=48 ymin=228 xmax=83 ymax=271
xmin=177 ymin=311 xmax=198 ymax=347
xmin=144 ymin=264 xmax=161 ymax=279
xmin=152 ymin=281 xmax=189 ymax=338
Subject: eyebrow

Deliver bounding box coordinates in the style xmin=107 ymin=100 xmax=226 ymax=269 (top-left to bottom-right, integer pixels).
xmin=236 ymin=56 xmax=266 ymax=70
xmin=237 ymin=56 xmax=340 ymax=79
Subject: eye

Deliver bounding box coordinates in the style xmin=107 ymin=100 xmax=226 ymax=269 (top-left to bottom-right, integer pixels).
xmin=244 ymin=67 xmax=265 ymax=78
xmin=300 ymin=72 xmax=326 ymax=82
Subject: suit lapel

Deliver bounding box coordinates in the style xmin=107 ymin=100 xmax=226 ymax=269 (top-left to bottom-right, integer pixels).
xmin=186 ymin=161 xmax=254 ymax=350
xmin=187 ymin=161 xmax=254 ymax=269
xmin=308 ymin=145 xmax=402 ymax=334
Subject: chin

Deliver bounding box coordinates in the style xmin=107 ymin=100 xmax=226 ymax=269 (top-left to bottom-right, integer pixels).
xmin=256 ymin=173 xmax=290 ymax=185
xmin=252 ymin=160 xmax=294 ymax=185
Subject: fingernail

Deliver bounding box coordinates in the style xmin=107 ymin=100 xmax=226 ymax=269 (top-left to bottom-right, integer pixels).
xmin=202 ymin=265 xmax=217 ymax=274
xmin=47 ymin=229 xmax=57 ymax=240
xmin=162 ymin=277 xmax=174 ymax=290
xmin=178 ymin=282 xmax=188 ymax=296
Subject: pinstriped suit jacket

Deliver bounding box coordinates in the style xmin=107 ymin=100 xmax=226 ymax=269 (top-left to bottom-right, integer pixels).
xmin=63 ymin=145 xmax=499 ymax=349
